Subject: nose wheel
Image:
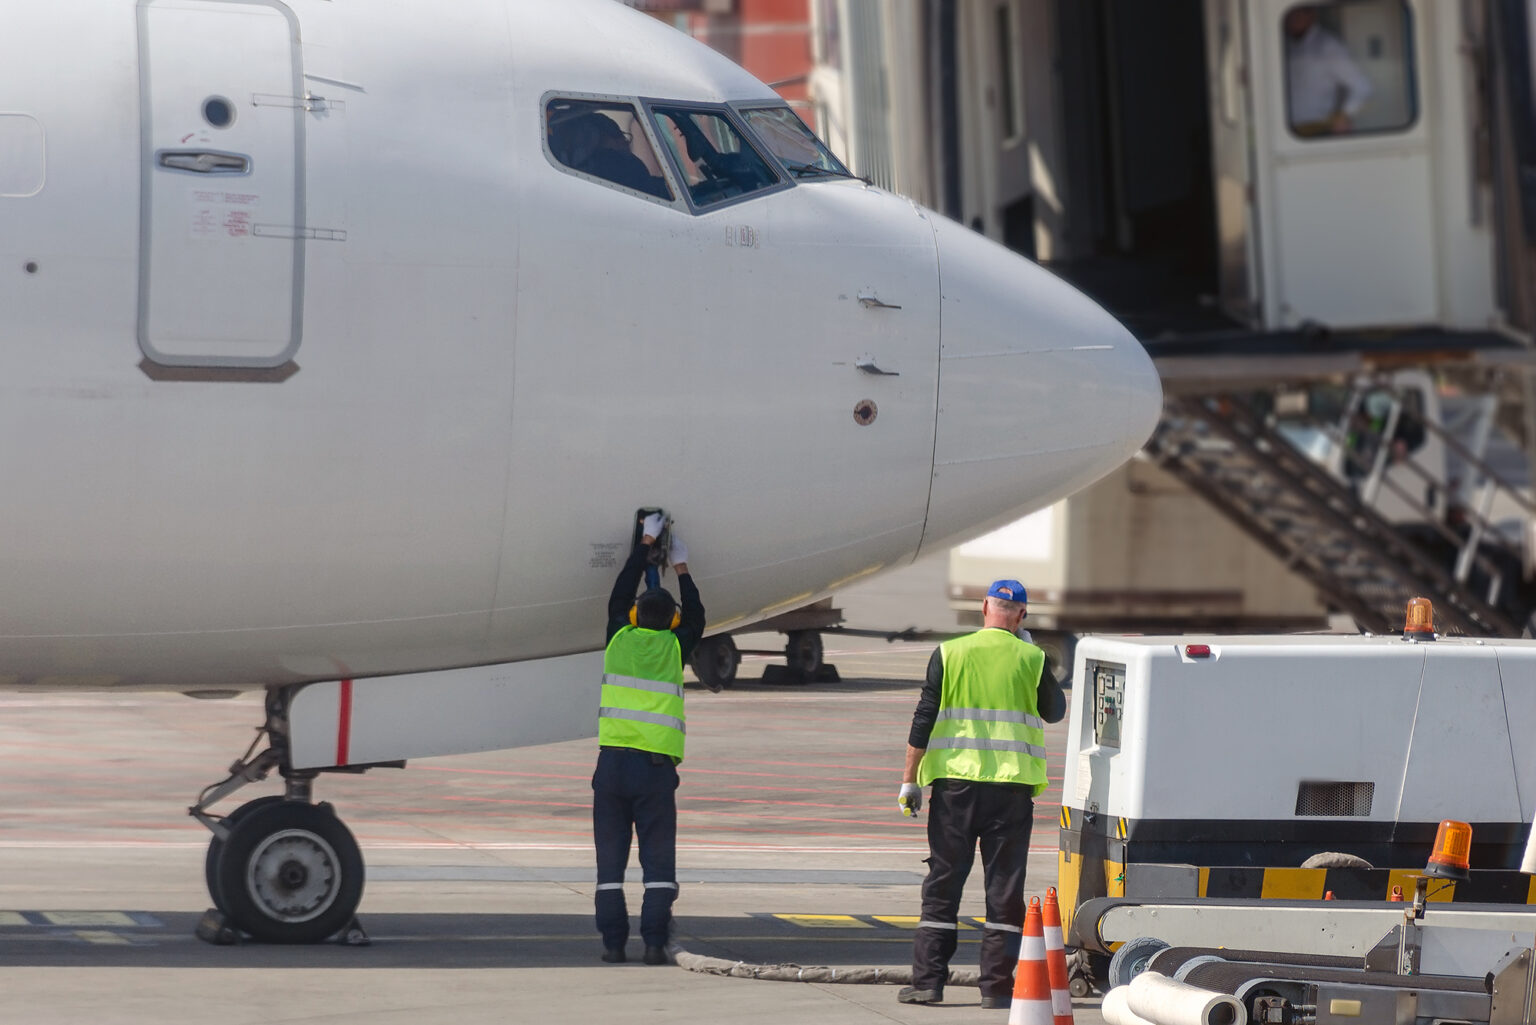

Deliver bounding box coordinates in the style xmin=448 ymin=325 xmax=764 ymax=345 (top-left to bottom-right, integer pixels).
xmin=192 ymin=685 xmax=371 ymax=945
xmin=206 ymin=799 xmax=365 ymax=944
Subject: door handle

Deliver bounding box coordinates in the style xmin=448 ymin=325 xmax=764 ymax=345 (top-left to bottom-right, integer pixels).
xmin=157 ymin=151 xmax=251 ymax=175
xmin=857 ymin=292 xmax=902 ymax=310
xmin=855 ymin=356 xmax=899 ymax=376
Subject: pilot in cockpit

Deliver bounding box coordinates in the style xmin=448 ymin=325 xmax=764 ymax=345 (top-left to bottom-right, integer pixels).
xmin=555 ymin=112 xmax=670 ymax=200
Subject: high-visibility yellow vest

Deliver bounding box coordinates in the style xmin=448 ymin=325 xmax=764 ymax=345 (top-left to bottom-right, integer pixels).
xmin=918 ymin=628 xmax=1048 ymax=794
xmin=599 ymin=625 xmax=686 ymax=762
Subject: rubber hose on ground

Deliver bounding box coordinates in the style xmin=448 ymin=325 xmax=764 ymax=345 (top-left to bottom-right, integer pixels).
xmin=669 ymin=944 xmax=981 ymax=987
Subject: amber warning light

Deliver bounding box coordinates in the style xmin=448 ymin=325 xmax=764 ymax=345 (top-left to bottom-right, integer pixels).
xmin=1402 ymin=597 xmax=1436 ymax=640
xmin=1424 ymin=819 xmax=1472 ymax=881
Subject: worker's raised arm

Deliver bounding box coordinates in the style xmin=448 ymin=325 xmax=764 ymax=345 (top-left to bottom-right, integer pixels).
xmin=606 ymin=511 xmax=665 ymax=642
xmin=669 ymin=532 xmax=706 ymax=664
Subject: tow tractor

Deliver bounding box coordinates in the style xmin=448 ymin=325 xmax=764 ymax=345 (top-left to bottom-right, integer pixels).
xmin=1059 ymin=599 xmax=1536 ymax=1024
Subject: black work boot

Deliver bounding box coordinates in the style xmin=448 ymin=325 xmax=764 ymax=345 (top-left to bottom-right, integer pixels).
xmin=897 ymin=986 xmax=942 ymax=1004
xmin=600 ymin=947 xmax=626 ymax=963
xmin=979 ymin=994 xmax=1011 ymax=1009
xmin=642 ymin=945 xmax=668 ymax=965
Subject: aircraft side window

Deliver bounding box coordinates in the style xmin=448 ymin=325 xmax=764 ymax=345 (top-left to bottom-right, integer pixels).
xmin=651 ymin=106 xmax=779 ymax=208
xmin=546 ymin=98 xmax=673 ymax=201
xmin=1281 ymin=1 xmax=1417 ymax=140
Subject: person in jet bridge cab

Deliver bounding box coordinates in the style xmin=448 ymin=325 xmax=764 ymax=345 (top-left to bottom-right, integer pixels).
xmin=592 ymin=511 xmax=705 ymax=966
xmin=895 ymin=579 xmax=1066 ymax=1008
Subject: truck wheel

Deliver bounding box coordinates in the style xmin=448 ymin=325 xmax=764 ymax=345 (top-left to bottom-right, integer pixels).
xmin=784 ymin=631 xmax=823 ymax=677
xmin=1107 ymin=935 xmax=1168 ymax=989
xmin=691 ymin=636 xmax=738 ymax=690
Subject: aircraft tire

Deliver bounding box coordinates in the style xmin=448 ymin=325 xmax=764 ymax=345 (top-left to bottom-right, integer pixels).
xmin=218 ymin=800 xmax=364 ymax=943
xmin=205 ymin=794 xmax=289 ymax=914
xmin=691 ymin=635 xmax=738 ymax=690
xmin=784 ymin=631 xmax=823 ymax=677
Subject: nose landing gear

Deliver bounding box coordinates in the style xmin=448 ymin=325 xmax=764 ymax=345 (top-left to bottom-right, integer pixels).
xmin=191 ymin=688 xmax=370 ymax=945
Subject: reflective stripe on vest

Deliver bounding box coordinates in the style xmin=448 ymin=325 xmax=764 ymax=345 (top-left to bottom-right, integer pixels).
xmin=598 ymin=707 xmax=687 ymax=733
xmin=925 ymin=735 xmax=1047 ymax=760
xmin=604 ymin=673 xmax=685 ymax=699
xmin=935 ymin=707 xmax=1044 ymax=730
xmin=918 ymin=628 xmax=1047 ymax=792
xmin=600 ymin=626 xmax=686 ymax=761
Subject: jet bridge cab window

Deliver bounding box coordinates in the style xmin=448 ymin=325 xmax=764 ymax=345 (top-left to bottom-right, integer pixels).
xmin=546 ymin=98 xmax=673 ymax=201
xmin=652 ymin=105 xmax=780 ymax=208
xmin=1282 ymin=1 xmax=1417 ymax=139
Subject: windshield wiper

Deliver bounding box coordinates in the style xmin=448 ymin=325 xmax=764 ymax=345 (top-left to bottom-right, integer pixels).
xmin=787 ymin=163 xmax=870 ymax=184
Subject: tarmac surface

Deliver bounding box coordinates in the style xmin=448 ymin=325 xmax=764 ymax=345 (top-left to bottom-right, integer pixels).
xmin=0 ymin=628 xmax=1109 ymax=1025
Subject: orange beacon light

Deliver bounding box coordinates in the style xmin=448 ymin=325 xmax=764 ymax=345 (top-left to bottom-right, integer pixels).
xmin=1424 ymin=820 xmax=1472 ymax=882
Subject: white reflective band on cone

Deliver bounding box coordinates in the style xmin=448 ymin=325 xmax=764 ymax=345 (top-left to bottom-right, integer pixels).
xmin=1126 ymin=972 xmax=1248 ymax=1025
xmin=1102 ymin=987 xmax=1157 ymax=1025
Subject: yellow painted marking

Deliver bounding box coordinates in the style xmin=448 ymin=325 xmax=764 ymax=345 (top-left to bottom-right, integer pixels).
xmin=1116 ymin=818 xmax=1127 ymax=840
xmin=774 ymin=914 xmax=873 ymax=929
xmin=872 ymin=916 xmax=922 ymax=929
xmin=40 ymin=912 xmax=136 ymax=927
xmin=1059 ymin=807 xmax=1069 ymax=830
xmin=1105 ymin=859 xmax=1125 ymax=898
xmin=1056 ymin=852 xmax=1080 ymax=934
xmin=1198 ymin=867 xmax=1210 ymax=898
xmin=74 ymin=931 xmax=130 ymax=945
xmin=0 ymin=912 xmax=27 ymax=926
xmin=1386 ymin=871 xmax=1455 ymax=903
xmin=1527 ymin=875 xmax=1536 ymax=905
xmin=1261 ymin=868 xmax=1326 ymax=900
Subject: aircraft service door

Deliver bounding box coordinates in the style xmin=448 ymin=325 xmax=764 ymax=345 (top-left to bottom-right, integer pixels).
xmin=1247 ymin=0 xmax=1437 ymax=330
xmin=137 ymin=0 xmax=305 ymax=368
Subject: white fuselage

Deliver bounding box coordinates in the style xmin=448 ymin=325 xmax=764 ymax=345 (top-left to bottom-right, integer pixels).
xmin=0 ymin=0 xmax=1161 ymax=691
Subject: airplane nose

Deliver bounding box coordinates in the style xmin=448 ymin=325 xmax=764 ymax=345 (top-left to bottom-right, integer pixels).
xmin=919 ymin=216 xmax=1163 ymax=554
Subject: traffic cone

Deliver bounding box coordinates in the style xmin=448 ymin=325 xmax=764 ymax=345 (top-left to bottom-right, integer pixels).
xmin=1041 ymin=888 xmax=1075 ymax=1025
xmin=1009 ymin=897 xmax=1051 ymax=1025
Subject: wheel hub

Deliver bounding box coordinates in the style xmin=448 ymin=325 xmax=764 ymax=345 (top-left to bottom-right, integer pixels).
xmin=247 ymin=828 xmax=341 ymax=922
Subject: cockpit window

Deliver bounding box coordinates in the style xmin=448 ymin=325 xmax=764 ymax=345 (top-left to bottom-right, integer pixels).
xmin=651 ymin=106 xmax=779 ymax=208
xmin=739 ymin=106 xmax=850 ymax=179
xmin=546 ymin=98 xmax=673 ymax=201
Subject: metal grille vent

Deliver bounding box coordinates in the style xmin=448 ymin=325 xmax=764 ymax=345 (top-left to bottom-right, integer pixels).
xmin=1295 ymin=781 xmax=1373 ymax=817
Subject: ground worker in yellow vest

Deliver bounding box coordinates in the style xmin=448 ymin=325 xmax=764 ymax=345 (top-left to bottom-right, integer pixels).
xmin=593 ymin=510 xmax=705 ymax=965
xmin=895 ymin=579 xmax=1065 ymax=1008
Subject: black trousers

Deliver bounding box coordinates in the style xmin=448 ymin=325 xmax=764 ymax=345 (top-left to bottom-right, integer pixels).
xmin=911 ymin=778 xmax=1034 ymax=998
xmin=592 ymin=746 xmax=679 ymax=949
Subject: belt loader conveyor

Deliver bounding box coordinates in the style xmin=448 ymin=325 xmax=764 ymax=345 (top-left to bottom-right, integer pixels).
xmin=1084 ymin=897 xmax=1536 ymax=1025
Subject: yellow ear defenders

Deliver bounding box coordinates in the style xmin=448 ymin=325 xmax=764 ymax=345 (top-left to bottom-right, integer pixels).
xmin=630 ymin=605 xmax=682 ymax=629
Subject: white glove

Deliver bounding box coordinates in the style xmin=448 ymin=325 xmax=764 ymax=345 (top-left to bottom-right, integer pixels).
xmin=668 ymin=533 xmax=688 ymax=567
xmin=898 ymin=783 xmax=922 ymax=816
xmin=641 ymin=512 xmax=666 ymax=541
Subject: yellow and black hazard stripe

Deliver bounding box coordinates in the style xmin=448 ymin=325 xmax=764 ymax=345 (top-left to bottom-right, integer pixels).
xmin=1055 ymin=808 xmax=1536 ymax=936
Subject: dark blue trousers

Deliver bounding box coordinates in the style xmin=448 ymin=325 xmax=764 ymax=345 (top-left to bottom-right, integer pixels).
xmin=592 ymin=746 xmax=679 ymax=950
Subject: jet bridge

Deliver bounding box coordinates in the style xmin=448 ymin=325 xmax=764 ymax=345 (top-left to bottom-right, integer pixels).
xmin=1147 ymin=337 xmax=1536 ymax=637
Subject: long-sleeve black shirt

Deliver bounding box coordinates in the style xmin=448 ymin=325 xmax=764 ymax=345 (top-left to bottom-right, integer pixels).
xmin=907 ymin=629 xmax=1066 ymax=749
xmin=605 ymin=541 xmax=706 ymax=664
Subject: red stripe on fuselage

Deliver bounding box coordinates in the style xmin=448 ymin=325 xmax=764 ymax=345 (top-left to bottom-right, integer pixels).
xmin=337 ymin=679 xmax=353 ymax=766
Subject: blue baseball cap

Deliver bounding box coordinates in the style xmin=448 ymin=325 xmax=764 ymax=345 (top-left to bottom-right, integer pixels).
xmin=986 ymin=579 xmax=1027 ymax=603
